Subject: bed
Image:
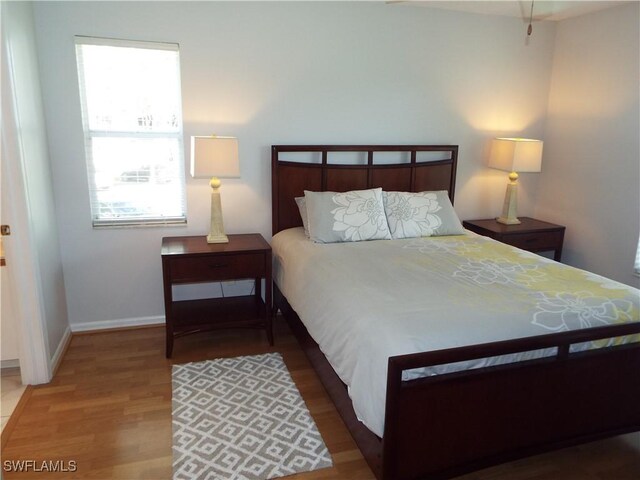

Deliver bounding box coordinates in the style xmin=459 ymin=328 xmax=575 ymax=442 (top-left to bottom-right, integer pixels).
xmin=270 ymin=144 xmax=640 ymax=480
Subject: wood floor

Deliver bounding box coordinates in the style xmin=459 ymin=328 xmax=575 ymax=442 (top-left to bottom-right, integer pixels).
xmin=2 ymin=317 xmax=639 ymax=479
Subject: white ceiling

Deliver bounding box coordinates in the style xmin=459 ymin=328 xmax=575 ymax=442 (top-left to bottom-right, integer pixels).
xmin=391 ymin=1 xmax=633 ymax=22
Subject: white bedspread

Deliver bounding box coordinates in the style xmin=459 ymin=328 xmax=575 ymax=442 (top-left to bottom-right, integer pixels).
xmin=272 ymin=227 xmax=640 ymax=437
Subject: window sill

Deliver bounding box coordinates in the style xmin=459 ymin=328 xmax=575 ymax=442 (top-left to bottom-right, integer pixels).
xmin=92 ymin=219 xmax=187 ymax=229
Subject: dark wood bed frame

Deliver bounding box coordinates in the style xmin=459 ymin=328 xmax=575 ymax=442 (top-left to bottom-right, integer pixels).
xmin=270 ymin=144 xmax=640 ymax=480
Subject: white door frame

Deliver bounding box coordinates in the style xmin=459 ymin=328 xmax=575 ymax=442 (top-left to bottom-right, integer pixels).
xmin=1 ymin=14 xmax=52 ymax=385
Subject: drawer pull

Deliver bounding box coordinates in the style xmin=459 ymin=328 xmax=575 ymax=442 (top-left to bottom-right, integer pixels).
xmin=208 ymin=263 xmax=229 ymax=268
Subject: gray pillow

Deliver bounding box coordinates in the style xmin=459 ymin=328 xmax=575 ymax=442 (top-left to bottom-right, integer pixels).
xmin=304 ymin=188 xmax=392 ymax=243
xmin=294 ymin=196 xmax=310 ymax=237
xmin=383 ymin=190 xmax=464 ymax=239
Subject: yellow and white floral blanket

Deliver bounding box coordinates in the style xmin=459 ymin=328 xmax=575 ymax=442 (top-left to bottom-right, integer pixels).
xmin=272 ymin=228 xmax=640 ymax=437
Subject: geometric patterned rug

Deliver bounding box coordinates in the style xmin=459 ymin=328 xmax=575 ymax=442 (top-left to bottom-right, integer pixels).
xmin=172 ymin=353 xmax=333 ymax=480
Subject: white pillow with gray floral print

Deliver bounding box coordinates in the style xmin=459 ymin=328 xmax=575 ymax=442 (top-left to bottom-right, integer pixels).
xmin=383 ymin=190 xmax=465 ymax=239
xmin=304 ymin=188 xmax=392 ymax=243
xmin=294 ymin=196 xmax=310 ymax=237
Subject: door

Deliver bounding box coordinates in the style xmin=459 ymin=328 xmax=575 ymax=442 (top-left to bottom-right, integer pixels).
xmin=1 ymin=170 xmax=20 ymax=366
xmin=0 ymin=36 xmax=51 ymax=385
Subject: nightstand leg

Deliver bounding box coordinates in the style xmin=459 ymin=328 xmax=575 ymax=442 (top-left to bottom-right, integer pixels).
xmin=255 ymin=277 xmax=262 ymax=300
xmin=166 ymin=331 xmax=173 ymax=359
xmin=266 ymin=311 xmax=274 ymax=346
xmin=266 ymin=271 xmax=273 ymax=346
xmin=162 ymin=260 xmax=174 ymax=359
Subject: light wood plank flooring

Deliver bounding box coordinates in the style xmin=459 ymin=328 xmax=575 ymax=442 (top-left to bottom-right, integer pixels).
xmin=1 ymin=371 xmax=27 ymax=432
xmin=2 ymin=317 xmax=639 ymax=479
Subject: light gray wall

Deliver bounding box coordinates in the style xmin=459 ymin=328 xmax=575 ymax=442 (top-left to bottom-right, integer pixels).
xmin=536 ymin=2 xmax=640 ymax=287
xmin=2 ymin=1 xmax=70 ymax=357
xmin=32 ymin=1 xmax=557 ymax=328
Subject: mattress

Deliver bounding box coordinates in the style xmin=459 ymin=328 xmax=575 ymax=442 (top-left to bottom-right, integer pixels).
xmin=272 ymin=227 xmax=640 ymax=437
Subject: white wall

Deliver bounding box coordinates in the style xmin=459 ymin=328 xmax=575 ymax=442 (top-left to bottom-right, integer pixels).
xmin=536 ymin=2 xmax=640 ymax=287
xmin=32 ymin=1 xmax=557 ymax=328
xmin=1 ymin=1 xmax=70 ymax=374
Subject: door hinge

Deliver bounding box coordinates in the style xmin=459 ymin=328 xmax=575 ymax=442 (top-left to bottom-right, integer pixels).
xmin=1 ymin=225 xmax=11 ymax=236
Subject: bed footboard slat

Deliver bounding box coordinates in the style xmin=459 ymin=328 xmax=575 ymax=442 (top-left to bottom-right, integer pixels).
xmin=383 ymin=323 xmax=640 ymax=479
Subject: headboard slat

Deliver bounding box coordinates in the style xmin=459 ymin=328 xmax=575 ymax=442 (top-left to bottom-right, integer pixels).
xmin=272 ymin=145 xmax=458 ymax=235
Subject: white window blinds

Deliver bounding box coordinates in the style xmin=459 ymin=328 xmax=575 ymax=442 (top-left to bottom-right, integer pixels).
xmin=75 ymin=36 xmax=186 ymax=227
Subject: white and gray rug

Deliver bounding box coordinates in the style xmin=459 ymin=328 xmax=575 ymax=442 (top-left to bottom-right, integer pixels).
xmin=172 ymin=352 xmax=333 ymax=480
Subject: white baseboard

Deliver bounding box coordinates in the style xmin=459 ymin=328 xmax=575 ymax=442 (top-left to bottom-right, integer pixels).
xmin=1 ymin=359 xmax=20 ymax=369
xmin=70 ymin=315 xmax=165 ymax=333
xmin=50 ymin=326 xmax=72 ymax=375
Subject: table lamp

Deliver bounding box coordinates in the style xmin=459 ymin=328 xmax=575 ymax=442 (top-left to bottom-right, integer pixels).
xmin=190 ymin=135 xmax=240 ymax=243
xmin=488 ymin=137 xmax=543 ymax=225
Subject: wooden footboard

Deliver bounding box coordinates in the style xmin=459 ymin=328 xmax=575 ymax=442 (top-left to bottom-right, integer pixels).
xmin=276 ymin=284 xmax=640 ymax=480
xmin=383 ymin=322 xmax=640 ymax=479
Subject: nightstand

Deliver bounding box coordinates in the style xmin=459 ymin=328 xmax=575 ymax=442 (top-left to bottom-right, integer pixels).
xmin=161 ymin=234 xmax=272 ymax=358
xmin=462 ymin=217 xmax=565 ymax=261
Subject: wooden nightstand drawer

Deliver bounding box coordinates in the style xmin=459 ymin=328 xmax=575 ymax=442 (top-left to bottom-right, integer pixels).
xmin=168 ymin=253 xmax=265 ymax=283
xmin=502 ymin=231 xmax=564 ymax=251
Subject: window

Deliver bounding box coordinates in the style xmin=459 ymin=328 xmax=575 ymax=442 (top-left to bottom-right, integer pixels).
xmin=75 ymin=37 xmax=186 ymax=227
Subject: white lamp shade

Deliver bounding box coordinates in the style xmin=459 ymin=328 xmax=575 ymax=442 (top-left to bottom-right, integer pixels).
xmin=488 ymin=138 xmax=543 ymax=173
xmin=190 ymin=136 xmax=240 ymax=178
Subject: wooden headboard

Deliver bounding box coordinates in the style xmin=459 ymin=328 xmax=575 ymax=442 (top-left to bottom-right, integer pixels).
xmin=271 ymin=145 xmax=458 ymax=235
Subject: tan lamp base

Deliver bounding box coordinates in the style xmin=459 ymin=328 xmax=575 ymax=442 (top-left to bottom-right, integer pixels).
xmin=496 ymin=172 xmax=521 ymax=225
xmin=496 ymin=216 xmax=521 ymax=225
xmin=207 ymin=233 xmax=229 ymax=244
xmin=207 ymin=177 xmax=229 ymax=244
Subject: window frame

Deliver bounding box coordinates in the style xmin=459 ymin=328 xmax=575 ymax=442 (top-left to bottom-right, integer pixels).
xmin=75 ymin=36 xmax=187 ymax=228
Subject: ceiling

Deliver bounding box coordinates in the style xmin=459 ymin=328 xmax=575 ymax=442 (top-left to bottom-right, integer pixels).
xmin=391 ymin=1 xmax=633 ymax=22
